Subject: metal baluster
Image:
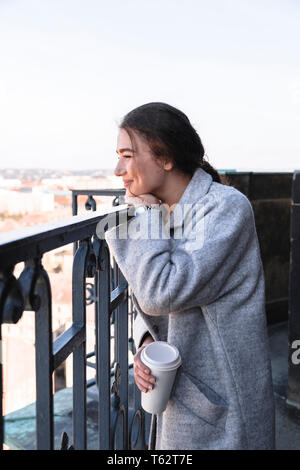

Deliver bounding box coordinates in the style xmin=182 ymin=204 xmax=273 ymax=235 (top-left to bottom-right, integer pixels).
xmin=111 ymin=363 xmax=125 ymax=449
xmin=94 ymin=269 xmax=99 ymax=387
xmin=34 ymin=259 xmax=54 ymax=450
xmin=129 ymin=297 xmax=149 ymax=450
xmin=85 ymin=195 xmax=97 ymax=212
xmin=114 ymin=266 xmax=128 ymax=449
xmin=0 ymin=266 xmax=26 ymax=449
xmin=72 ymin=239 xmax=89 ymax=450
xmin=132 ymin=357 xmax=148 ymax=449
xmin=72 ymin=193 xmax=78 ymax=255
xmin=113 ymin=258 xmax=119 ymax=382
xmin=95 ymin=239 xmax=111 ymax=449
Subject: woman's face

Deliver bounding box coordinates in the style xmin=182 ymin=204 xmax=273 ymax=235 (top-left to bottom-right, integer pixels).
xmin=115 ymin=128 xmax=168 ymax=196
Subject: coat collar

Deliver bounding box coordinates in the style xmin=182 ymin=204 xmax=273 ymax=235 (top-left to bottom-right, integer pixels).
xmin=166 ymin=167 xmax=213 ymax=229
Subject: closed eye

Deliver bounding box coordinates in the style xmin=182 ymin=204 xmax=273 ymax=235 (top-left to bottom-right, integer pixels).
xmin=120 ymin=154 xmax=132 ymax=159
xmin=116 ymin=154 xmax=132 ymax=159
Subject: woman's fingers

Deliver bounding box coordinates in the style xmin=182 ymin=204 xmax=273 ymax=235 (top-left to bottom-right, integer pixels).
xmin=134 ymin=361 xmax=156 ymax=384
xmin=138 ymin=193 xmax=161 ymax=206
xmin=134 ymin=352 xmax=150 ymax=377
xmin=135 ymin=374 xmax=155 ymax=393
xmin=125 ymin=189 xmax=143 ymax=206
xmin=133 ymin=347 xmax=156 ymax=392
xmin=125 ymin=190 xmax=161 ymax=207
xmin=125 ymin=195 xmax=141 ymax=205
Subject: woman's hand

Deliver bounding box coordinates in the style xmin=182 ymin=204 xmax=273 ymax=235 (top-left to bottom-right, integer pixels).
xmin=125 ymin=189 xmax=161 ymax=208
xmin=133 ymin=335 xmax=156 ymax=393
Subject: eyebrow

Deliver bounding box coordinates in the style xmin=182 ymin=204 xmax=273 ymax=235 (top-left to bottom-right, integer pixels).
xmin=116 ymin=147 xmax=136 ymax=154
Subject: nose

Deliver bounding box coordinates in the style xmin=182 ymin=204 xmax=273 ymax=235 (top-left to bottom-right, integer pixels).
xmin=114 ymin=159 xmax=126 ymax=177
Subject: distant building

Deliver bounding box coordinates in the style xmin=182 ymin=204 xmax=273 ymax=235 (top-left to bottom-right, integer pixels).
xmin=0 ymin=188 xmax=55 ymax=215
xmin=0 ymin=178 xmax=21 ymax=189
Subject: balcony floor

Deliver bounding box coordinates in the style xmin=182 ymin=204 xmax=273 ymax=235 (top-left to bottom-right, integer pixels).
xmin=3 ymin=321 xmax=300 ymax=450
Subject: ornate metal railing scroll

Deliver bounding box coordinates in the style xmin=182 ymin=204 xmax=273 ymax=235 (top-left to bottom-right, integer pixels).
xmin=0 ymin=197 xmax=150 ymax=450
xmin=72 ymin=188 xmax=151 ymax=450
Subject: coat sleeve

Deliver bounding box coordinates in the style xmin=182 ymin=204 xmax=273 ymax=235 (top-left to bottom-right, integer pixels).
xmin=132 ymin=312 xmax=151 ymax=349
xmin=104 ymin=190 xmax=257 ymax=316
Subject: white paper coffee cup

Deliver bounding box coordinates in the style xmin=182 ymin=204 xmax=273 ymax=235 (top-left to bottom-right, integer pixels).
xmin=140 ymin=341 xmax=182 ymax=414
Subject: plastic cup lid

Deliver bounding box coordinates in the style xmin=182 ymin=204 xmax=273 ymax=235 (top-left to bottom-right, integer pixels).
xmin=141 ymin=341 xmax=182 ymax=371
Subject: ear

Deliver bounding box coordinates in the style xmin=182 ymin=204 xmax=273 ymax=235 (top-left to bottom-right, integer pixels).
xmin=163 ymin=159 xmax=174 ymax=171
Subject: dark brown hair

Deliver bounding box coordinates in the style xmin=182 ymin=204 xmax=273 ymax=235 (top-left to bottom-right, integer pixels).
xmin=120 ymin=102 xmax=227 ymax=184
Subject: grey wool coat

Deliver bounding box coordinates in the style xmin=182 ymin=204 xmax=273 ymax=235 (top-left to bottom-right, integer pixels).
xmin=104 ymin=167 xmax=276 ymax=450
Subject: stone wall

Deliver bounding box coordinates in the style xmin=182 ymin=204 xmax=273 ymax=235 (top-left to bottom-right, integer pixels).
xmin=221 ymin=172 xmax=293 ymax=325
xmin=287 ymin=172 xmax=300 ymax=407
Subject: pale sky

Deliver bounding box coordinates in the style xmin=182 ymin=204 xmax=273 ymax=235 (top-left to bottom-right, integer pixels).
xmin=0 ymin=0 xmax=299 ymax=171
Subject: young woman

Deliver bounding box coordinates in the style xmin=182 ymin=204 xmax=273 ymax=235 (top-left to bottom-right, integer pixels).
xmin=104 ymin=102 xmax=275 ymax=450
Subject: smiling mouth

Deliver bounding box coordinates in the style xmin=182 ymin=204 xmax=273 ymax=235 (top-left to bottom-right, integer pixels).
xmin=123 ymin=180 xmax=133 ymax=187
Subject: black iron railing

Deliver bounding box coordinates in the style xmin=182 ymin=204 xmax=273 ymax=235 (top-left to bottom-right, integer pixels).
xmin=2 ymin=172 xmax=299 ymax=450
xmin=71 ymin=189 xmax=127 ymax=385
xmin=0 ymin=198 xmax=150 ymax=450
